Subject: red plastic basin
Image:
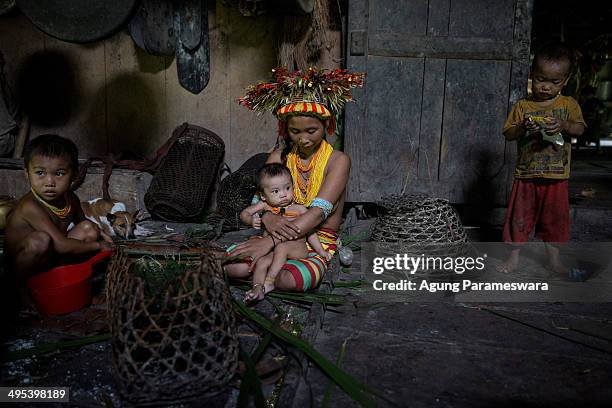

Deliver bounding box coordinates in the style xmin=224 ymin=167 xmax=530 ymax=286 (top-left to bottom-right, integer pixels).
xmin=26 ymin=250 xmax=113 ymax=316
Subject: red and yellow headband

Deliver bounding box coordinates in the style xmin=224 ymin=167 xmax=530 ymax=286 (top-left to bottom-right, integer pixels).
xmin=239 ymin=67 xmax=364 ymax=122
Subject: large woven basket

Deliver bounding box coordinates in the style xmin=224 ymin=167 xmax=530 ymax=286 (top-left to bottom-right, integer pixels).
xmin=106 ymin=248 xmax=238 ymax=406
xmin=145 ymin=123 xmax=225 ymax=222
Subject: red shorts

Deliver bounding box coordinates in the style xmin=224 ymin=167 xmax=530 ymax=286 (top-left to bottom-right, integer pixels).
xmin=502 ymin=179 xmax=569 ymax=243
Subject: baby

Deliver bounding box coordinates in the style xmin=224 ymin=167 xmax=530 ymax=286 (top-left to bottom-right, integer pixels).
xmin=240 ymin=163 xmax=331 ymax=301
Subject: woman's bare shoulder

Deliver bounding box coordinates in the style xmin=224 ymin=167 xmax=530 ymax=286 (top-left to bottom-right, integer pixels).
xmin=329 ymin=150 xmax=351 ymax=169
xmin=267 ymin=149 xmax=283 ymax=163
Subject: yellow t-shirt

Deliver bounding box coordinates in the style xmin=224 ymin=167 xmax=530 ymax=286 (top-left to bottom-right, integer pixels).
xmin=504 ymin=95 xmax=585 ymax=179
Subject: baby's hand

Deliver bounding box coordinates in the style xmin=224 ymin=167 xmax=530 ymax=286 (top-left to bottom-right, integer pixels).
xmin=252 ymin=213 xmax=261 ymax=229
xmin=323 ymin=251 xmax=333 ymax=262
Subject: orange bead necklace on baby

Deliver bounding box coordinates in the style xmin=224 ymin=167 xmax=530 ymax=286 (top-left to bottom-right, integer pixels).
xmin=286 ymin=139 xmax=333 ymax=206
xmin=31 ymin=188 xmax=72 ymax=219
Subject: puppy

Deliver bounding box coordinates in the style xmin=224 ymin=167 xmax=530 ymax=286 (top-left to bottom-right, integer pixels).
xmin=81 ymin=198 xmax=140 ymax=239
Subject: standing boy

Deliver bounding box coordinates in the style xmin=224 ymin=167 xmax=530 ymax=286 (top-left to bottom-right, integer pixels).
xmin=501 ymin=43 xmax=585 ymax=274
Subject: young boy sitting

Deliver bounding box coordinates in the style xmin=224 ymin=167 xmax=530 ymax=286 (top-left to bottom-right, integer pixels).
xmin=501 ymin=42 xmax=585 ymax=274
xmin=239 ymin=163 xmax=332 ymax=301
xmin=5 ymin=134 xmax=113 ymax=286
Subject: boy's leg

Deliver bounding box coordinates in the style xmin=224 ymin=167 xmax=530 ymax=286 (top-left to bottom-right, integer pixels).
xmin=68 ymin=220 xmax=100 ymax=242
xmin=265 ymin=241 xmax=309 ymax=292
xmin=12 ymin=231 xmax=53 ymax=281
xmin=500 ymin=179 xmax=537 ymax=273
xmin=535 ymin=180 xmax=570 ymax=274
xmin=245 ymin=254 xmax=273 ymax=302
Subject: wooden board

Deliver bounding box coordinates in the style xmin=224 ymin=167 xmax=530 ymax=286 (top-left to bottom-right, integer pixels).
xmin=346 ymin=0 xmax=533 ymax=205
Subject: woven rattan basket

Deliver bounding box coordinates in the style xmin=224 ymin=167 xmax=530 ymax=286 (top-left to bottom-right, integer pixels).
xmin=372 ymin=194 xmax=468 ymax=257
xmin=106 ymin=248 xmax=238 ymax=406
xmin=145 ymin=123 xmax=225 ymax=222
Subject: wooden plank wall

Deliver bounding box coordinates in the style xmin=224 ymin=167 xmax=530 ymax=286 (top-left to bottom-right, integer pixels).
xmin=0 ymin=1 xmax=341 ymax=172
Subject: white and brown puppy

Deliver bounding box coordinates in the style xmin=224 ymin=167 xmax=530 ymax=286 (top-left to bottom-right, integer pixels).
xmin=81 ymin=198 xmax=140 ymax=239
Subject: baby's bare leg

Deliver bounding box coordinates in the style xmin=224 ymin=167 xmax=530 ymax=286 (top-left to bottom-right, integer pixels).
xmin=245 ymin=253 xmax=273 ymax=302
xmin=266 ymin=241 xmax=309 ymax=292
xmin=68 ymin=220 xmax=99 ymax=242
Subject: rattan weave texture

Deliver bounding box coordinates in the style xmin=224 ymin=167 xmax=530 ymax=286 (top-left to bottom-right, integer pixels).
xmin=106 ymin=248 xmax=238 ymax=406
xmin=145 ymin=124 xmax=225 ymax=222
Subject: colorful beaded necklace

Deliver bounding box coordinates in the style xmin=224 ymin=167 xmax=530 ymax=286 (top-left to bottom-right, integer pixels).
xmin=31 ymin=188 xmax=72 ymax=219
xmin=286 ymin=140 xmax=333 ymax=206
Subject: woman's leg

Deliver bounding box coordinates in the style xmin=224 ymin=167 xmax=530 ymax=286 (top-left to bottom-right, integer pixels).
xmin=224 ymin=262 xmax=252 ymax=279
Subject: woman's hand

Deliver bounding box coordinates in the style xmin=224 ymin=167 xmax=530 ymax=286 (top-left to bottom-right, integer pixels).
xmin=261 ymin=212 xmax=301 ymax=241
xmin=228 ymin=235 xmax=274 ymax=270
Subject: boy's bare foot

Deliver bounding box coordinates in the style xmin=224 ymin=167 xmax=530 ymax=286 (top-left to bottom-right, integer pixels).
xmin=497 ymin=249 xmax=520 ymax=274
xmin=245 ymin=284 xmax=265 ymax=303
xmin=547 ymin=261 xmax=568 ymax=276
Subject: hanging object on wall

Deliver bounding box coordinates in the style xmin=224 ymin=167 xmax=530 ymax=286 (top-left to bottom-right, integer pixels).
xmin=128 ymin=0 xmax=175 ymax=56
xmin=278 ymin=0 xmax=329 ymax=70
xmin=16 ymin=0 xmax=139 ymax=43
xmin=175 ymin=0 xmax=210 ymax=94
xmin=270 ymin=0 xmax=314 ymax=14
xmin=223 ymin=0 xmax=313 ymax=17
xmin=0 ymin=0 xmax=15 ymax=16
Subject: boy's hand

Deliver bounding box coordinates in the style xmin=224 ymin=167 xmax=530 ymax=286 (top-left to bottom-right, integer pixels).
xmin=100 ymin=231 xmax=114 ymax=243
xmin=522 ymin=116 xmax=539 ymax=133
xmin=544 ymin=117 xmax=564 ymax=135
xmin=99 ymin=241 xmax=115 ymax=252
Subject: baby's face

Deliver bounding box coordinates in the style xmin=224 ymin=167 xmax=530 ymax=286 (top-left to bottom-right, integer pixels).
xmin=261 ymin=174 xmax=294 ymax=207
xmin=26 ymin=154 xmax=73 ymax=204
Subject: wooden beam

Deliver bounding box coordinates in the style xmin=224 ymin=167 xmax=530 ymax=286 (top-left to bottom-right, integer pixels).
xmin=369 ymin=33 xmax=513 ymax=60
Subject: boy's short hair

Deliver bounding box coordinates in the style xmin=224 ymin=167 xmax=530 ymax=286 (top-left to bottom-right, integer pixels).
xmin=257 ymin=163 xmax=292 ymax=190
xmin=532 ymin=42 xmax=576 ymax=75
xmin=24 ymin=134 xmax=79 ymax=172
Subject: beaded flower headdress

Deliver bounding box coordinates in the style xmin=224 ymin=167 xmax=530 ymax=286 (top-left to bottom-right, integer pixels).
xmin=239 ymin=67 xmax=364 ymax=136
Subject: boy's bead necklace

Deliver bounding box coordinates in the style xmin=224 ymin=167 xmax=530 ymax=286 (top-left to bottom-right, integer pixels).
xmin=31 ymin=188 xmax=72 ymax=219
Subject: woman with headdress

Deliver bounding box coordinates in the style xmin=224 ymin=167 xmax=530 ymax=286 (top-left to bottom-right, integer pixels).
xmin=226 ymin=67 xmax=364 ymax=293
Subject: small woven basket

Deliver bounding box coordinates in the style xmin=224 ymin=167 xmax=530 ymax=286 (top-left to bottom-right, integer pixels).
xmin=372 ymin=194 xmax=468 ymax=258
xmin=106 ymin=248 xmax=238 ymax=406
